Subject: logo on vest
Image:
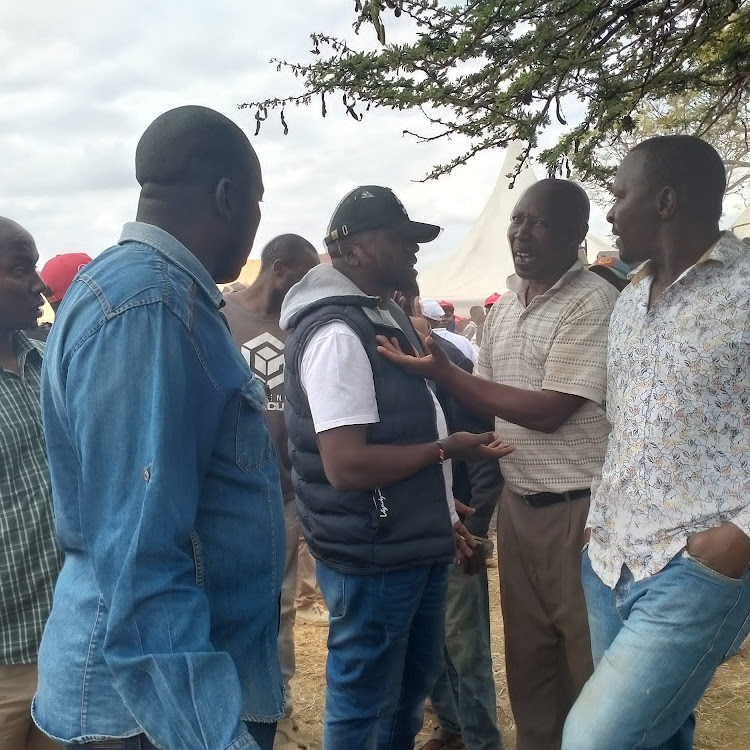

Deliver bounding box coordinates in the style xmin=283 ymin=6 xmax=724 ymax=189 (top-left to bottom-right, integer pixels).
xmin=241 ymin=332 xmax=285 ymax=391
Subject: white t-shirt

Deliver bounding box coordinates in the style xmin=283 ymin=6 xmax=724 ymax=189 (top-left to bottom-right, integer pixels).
xmin=300 ymin=319 xmax=458 ymax=525
xmin=431 ymin=327 xmax=479 ymax=364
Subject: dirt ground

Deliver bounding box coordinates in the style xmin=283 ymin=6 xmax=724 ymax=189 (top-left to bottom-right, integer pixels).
xmin=290 ymin=565 xmax=750 ymax=750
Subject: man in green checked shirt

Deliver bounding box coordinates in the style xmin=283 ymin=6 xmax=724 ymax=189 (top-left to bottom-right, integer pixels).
xmin=0 ymin=217 xmax=61 ymax=750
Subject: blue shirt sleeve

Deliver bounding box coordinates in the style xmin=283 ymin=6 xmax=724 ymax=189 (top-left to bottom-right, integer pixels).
xmin=64 ymin=303 xmax=259 ymax=750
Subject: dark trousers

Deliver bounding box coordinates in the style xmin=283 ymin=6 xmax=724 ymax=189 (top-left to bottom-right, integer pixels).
xmin=498 ymin=486 xmax=593 ymax=750
xmin=430 ymin=561 xmax=505 ymax=750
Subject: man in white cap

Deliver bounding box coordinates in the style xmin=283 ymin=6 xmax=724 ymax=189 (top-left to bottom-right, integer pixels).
xmin=421 ymin=299 xmax=478 ymax=365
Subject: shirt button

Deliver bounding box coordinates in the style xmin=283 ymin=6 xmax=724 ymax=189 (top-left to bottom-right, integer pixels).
xmin=143 ymin=468 xmax=150 ymax=482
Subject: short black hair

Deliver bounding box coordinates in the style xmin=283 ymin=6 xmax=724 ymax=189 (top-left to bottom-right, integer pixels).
xmin=531 ymin=179 xmax=591 ymax=226
xmin=135 ymin=105 xmax=260 ymax=190
xmin=260 ymin=234 xmax=317 ymax=270
xmin=632 ymin=135 xmax=726 ymax=222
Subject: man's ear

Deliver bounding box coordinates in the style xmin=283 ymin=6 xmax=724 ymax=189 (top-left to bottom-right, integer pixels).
xmin=657 ymin=186 xmax=677 ymax=220
xmin=214 ymin=178 xmax=232 ymax=221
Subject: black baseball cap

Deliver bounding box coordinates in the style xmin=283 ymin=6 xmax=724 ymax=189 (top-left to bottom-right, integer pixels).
xmin=324 ymin=185 xmax=442 ymax=247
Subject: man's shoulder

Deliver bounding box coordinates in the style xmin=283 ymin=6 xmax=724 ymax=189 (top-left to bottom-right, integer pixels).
xmin=567 ymin=270 xmax=620 ymax=313
xmin=64 ymin=244 xmax=203 ymax=332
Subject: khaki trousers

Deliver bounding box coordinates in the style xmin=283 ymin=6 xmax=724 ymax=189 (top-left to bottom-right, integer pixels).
xmin=498 ymin=486 xmax=593 ymax=750
xmin=0 ymin=663 xmax=60 ymax=750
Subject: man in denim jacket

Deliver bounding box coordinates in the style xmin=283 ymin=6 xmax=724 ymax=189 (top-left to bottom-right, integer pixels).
xmin=33 ymin=106 xmax=284 ymax=750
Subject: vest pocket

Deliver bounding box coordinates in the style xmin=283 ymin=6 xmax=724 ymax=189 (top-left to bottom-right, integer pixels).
xmin=236 ymin=378 xmax=273 ymax=472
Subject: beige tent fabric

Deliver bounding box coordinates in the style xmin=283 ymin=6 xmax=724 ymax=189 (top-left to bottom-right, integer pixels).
xmin=417 ymin=142 xmax=613 ymax=312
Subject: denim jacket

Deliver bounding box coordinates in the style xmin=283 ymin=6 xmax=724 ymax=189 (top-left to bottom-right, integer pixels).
xmin=33 ymin=223 xmax=285 ymax=750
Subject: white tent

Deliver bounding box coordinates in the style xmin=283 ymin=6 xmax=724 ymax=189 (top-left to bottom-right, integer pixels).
xmin=733 ymin=205 xmax=750 ymax=239
xmin=418 ymin=142 xmax=614 ymax=312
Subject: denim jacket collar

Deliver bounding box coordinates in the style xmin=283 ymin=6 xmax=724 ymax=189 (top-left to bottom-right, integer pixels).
xmin=119 ymin=222 xmax=223 ymax=308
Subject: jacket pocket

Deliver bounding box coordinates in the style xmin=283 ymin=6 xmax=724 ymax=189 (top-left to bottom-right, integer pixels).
xmin=236 ymin=378 xmax=273 ymax=472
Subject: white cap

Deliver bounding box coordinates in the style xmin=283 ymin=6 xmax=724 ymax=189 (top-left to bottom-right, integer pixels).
xmin=420 ymin=298 xmax=445 ymax=320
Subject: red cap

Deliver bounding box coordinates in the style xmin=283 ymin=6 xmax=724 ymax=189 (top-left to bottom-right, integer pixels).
xmin=40 ymin=253 xmax=92 ymax=303
xmin=484 ymin=292 xmax=501 ymax=306
xmin=439 ymin=300 xmax=454 ymax=311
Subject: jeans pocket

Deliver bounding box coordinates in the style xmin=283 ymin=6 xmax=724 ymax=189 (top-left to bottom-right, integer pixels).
xmin=236 ymin=379 xmax=273 ymax=472
xmin=317 ymin=565 xmax=346 ymax=618
xmin=681 ymin=550 xmax=745 ymax=586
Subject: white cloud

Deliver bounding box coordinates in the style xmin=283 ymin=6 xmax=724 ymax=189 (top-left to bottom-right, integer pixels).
xmin=0 ymin=0 xmax=623 ymax=279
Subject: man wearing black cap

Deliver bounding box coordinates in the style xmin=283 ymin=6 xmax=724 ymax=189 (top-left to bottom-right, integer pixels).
xmin=280 ymin=186 xmax=512 ymax=750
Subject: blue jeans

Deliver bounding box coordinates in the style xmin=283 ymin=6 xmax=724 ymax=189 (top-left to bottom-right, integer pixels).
xmin=64 ymin=721 xmax=276 ymax=750
xmin=562 ymin=548 xmax=750 ymax=750
xmin=431 ymin=562 xmax=505 ymax=750
xmin=316 ymin=560 xmax=449 ymax=750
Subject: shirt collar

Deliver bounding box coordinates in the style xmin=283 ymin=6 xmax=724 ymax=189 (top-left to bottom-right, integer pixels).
xmin=1 ymin=331 xmax=42 ymax=375
xmin=507 ymin=260 xmax=583 ymax=298
xmin=630 ymin=232 xmax=745 ymax=285
xmin=119 ymin=222 xmax=223 ymax=308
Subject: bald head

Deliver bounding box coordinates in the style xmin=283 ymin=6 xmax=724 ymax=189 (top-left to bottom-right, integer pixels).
xmin=508 ymin=179 xmax=590 ymax=281
xmin=0 ymin=217 xmax=35 ymax=255
xmin=133 ymin=106 xmax=265 ymax=285
xmin=522 ymin=179 xmax=590 ymax=226
xmin=136 ymin=105 xmax=261 ymax=192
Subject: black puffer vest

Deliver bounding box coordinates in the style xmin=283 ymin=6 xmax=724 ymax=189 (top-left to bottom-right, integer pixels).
xmin=284 ymin=301 xmax=454 ymax=573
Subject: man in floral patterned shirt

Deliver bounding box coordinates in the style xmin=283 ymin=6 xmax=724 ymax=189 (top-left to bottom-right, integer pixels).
xmin=563 ymin=135 xmax=750 ymax=750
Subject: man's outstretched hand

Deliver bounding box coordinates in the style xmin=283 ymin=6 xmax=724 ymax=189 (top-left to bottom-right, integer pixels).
xmin=442 ymin=431 xmax=514 ymax=462
xmin=453 ymin=499 xmax=478 ymax=565
xmin=376 ymin=334 xmax=452 ymax=382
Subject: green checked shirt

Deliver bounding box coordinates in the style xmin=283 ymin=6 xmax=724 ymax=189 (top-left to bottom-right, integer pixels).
xmin=0 ymin=331 xmax=61 ymax=664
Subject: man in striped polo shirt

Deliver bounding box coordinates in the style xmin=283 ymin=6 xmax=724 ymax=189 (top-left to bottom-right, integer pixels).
xmin=379 ymin=179 xmax=618 ymax=750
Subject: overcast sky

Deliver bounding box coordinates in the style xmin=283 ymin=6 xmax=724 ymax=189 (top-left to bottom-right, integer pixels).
xmin=1 ymin=1 xmax=743 ymax=278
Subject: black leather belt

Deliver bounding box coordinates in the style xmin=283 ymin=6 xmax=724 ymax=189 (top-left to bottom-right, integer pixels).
xmin=522 ymin=488 xmax=590 ymax=509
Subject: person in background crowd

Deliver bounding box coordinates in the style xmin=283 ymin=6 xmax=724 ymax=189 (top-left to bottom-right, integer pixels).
xmin=26 ymin=253 xmax=94 ymax=343
xmin=562 ymin=136 xmax=750 ymax=750
xmin=462 ymin=306 xmax=487 ymax=348
xmin=418 ymin=337 xmax=505 ymax=750
xmin=35 ymin=106 xmax=284 ymax=750
xmin=439 ymin=301 xmax=457 ymax=332
xmin=295 ymin=538 xmax=328 ymax=626
xmin=222 ymin=234 xmax=321 ymax=750
xmin=483 ymin=293 xmax=500 ymax=315
xmin=0 ymin=218 xmax=62 ymax=750
xmin=378 ymin=179 xmax=618 ymax=750
xmin=40 ymin=253 xmax=93 ymax=314
xmin=422 ymin=299 xmax=478 ymax=365
xmin=393 ymin=281 xmax=505 ymax=750
xmin=280 ymin=185 xmax=513 ymax=750
xmin=587 ymin=255 xmax=631 ymax=292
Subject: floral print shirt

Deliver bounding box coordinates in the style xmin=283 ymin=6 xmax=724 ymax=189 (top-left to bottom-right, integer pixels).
xmin=587 ymin=233 xmax=750 ymax=588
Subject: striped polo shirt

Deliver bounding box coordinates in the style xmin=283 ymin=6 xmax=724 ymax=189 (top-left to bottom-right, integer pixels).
xmin=477 ymin=262 xmax=617 ymax=495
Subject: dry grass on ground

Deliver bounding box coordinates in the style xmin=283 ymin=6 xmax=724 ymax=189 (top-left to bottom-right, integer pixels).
xmin=291 ymin=567 xmax=750 ymax=749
